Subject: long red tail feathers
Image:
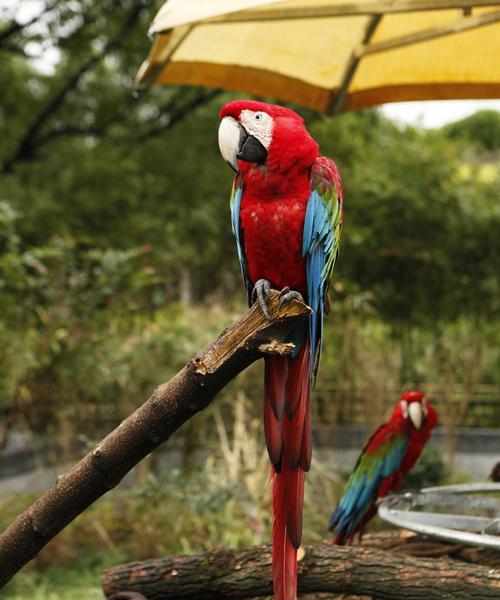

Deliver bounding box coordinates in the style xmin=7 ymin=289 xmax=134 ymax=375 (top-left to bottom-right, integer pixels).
xmin=284 ymin=342 xmax=308 ymax=420
xmin=265 ymin=341 xmax=311 ymax=600
xmin=265 ymin=355 xmax=288 ymax=419
xmin=299 ymin=388 xmax=312 ymax=472
xmin=272 ymin=465 xmax=300 ymax=600
xmin=264 ymin=390 xmax=283 ymax=466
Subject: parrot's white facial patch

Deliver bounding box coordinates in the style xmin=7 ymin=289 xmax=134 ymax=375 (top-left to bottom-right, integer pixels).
xmin=240 ymin=109 xmax=273 ymax=149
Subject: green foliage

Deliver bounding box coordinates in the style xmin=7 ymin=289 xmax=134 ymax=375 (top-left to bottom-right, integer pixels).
xmin=312 ymin=114 xmax=500 ymax=325
xmin=2 ymin=556 xmax=106 ymax=600
xmin=1 ymin=1 xmax=499 ymax=320
xmin=1 ymin=89 xmax=500 ymax=431
xmin=443 ymin=110 xmax=500 ymax=151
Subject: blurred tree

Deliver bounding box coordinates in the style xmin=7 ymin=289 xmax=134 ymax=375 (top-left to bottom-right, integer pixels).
xmin=443 ymin=110 xmax=500 ymax=151
xmin=0 ymin=1 xmax=218 ymax=168
xmin=1 ymin=2 xmax=499 ymax=313
xmin=0 ymin=1 xmax=498 ymax=437
xmin=0 ymin=0 xmax=234 ymax=299
xmin=312 ymin=114 xmax=500 ymax=327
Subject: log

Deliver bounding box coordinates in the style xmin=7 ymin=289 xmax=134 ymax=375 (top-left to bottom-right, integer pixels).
xmin=101 ymin=543 xmax=500 ymax=600
xmin=0 ymin=291 xmax=310 ymax=588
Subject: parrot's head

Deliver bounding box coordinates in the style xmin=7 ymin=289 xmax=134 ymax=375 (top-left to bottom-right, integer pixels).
xmin=218 ymin=100 xmax=318 ymax=175
xmin=397 ymin=390 xmax=435 ymax=430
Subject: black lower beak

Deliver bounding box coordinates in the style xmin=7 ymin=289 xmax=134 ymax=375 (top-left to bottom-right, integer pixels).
xmin=237 ymin=127 xmax=268 ymax=164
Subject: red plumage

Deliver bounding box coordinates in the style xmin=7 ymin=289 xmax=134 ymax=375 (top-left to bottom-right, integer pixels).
xmin=330 ymin=391 xmax=438 ymax=544
xmin=220 ymin=101 xmax=319 ymax=298
xmin=220 ymin=100 xmax=341 ymax=600
xmin=266 ymin=339 xmax=311 ymax=599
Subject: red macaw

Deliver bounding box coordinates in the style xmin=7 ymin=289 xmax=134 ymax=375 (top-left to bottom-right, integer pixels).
xmin=329 ymin=390 xmax=437 ymax=544
xmin=218 ymin=100 xmax=343 ymax=600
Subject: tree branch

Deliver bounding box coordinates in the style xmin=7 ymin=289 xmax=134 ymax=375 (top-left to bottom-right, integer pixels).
xmin=1 ymin=0 xmax=147 ymax=172
xmin=136 ymin=88 xmax=221 ymax=141
xmin=0 ymin=291 xmax=310 ymax=588
xmin=101 ymin=542 xmax=500 ymax=600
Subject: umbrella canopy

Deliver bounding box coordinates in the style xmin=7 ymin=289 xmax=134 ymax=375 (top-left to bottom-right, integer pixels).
xmin=135 ymin=1 xmax=500 ymax=113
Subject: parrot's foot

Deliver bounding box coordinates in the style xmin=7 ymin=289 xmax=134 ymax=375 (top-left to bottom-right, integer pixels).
xmin=279 ymin=287 xmax=304 ymax=308
xmin=252 ymin=279 xmax=272 ymax=320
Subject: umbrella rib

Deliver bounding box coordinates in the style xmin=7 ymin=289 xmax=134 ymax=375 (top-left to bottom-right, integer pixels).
xmin=329 ymin=15 xmax=382 ymax=114
xmin=134 ymin=24 xmax=195 ymax=92
xmin=207 ymin=1 xmax=500 ymax=23
xmin=330 ymin=8 xmax=500 ymax=113
xmin=356 ymin=8 xmax=500 ymax=57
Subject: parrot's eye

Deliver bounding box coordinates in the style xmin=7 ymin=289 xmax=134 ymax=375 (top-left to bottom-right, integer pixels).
xmin=254 ymin=112 xmax=264 ymax=121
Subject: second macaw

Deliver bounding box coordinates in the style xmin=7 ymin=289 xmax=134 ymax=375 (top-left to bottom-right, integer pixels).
xmin=218 ymin=100 xmax=343 ymax=600
xmin=329 ymin=390 xmax=437 ymax=544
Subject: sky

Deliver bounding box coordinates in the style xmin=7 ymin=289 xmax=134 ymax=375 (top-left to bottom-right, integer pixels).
xmin=381 ymin=99 xmax=500 ymax=128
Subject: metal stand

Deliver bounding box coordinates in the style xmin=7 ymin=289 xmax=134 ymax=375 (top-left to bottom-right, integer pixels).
xmin=378 ymin=483 xmax=500 ymax=549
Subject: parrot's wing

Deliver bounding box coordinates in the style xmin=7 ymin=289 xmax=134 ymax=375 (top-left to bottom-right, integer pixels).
xmin=302 ymin=156 xmax=343 ymax=376
xmin=230 ymin=175 xmax=252 ymax=301
xmin=328 ymin=423 xmax=409 ymax=542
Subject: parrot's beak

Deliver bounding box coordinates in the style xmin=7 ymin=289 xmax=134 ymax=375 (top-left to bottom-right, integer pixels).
xmin=408 ymin=402 xmax=423 ymax=429
xmin=218 ymin=116 xmax=268 ymax=173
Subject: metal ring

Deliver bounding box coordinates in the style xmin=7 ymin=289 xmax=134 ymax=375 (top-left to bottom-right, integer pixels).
xmin=378 ymin=483 xmax=500 ymax=549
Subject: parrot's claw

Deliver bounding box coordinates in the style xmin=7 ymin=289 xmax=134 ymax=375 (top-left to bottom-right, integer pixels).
xmin=252 ymin=279 xmax=272 ymax=320
xmin=279 ymin=287 xmax=304 ymax=308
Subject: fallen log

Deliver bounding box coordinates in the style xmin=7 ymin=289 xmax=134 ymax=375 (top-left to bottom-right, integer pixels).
xmin=0 ymin=291 xmax=310 ymax=588
xmin=102 ymin=542 xmax=500 ymax=600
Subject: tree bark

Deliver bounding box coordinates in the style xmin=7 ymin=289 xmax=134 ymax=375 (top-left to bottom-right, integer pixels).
xmin=0 ymin=291 xmax=310 ymax=588
xmin=102 ymin=542 xmax=500 ymax=600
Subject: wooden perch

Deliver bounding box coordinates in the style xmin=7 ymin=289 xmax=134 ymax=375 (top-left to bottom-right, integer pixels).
xmin=0 ymin=291 xmax=310 ymax=588
xmin=102 ymin=542 xmax=500 ymax=600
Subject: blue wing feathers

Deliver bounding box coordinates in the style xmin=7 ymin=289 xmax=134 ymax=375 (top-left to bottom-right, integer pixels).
xmin=230 ymin=181 xmax=252 ymax=300
xmin=329 ymin=433 xmax=409 ymax=542
xmin=302 ymin=160 xmax=342 ymax=379
xmin=231 ymin=185 xmax=242 ymax=238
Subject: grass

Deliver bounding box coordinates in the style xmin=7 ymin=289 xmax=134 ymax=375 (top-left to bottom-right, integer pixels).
xmin=2 ymin=554 xmax=111 ymax=600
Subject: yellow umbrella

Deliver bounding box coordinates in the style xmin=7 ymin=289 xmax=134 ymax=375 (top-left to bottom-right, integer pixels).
xmin=135 ymin=1 xmax=500 ymax=113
